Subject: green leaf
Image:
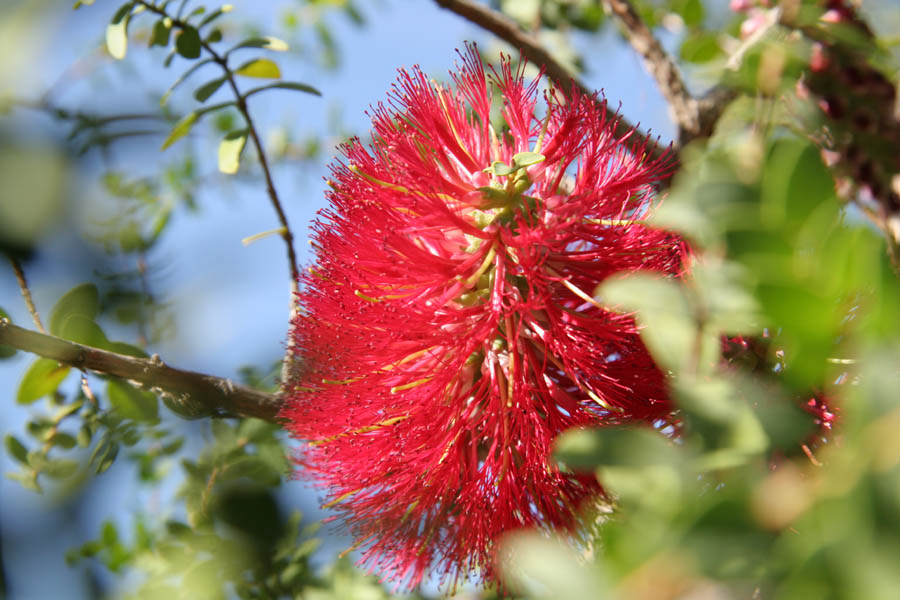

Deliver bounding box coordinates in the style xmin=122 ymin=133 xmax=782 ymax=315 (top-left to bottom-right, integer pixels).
xmin=48 ymin=283 xmax=99 ymax=337
xmin=234 ymin=58 xmax=281 ymax=79
xmin=680 ymin=32 xmax=721 ymax=64
xmin=149 ymin=19 xmax=171 ymax=47
xmin=598 ymin=274 xmax=700 ymax=374
xmin=43 ymin=458 xmax=79 ymax=478
xmin=0 ymin=307 xmax=16 ymax=359
xmin=5 ymin=434 xmax=28 ymax=465
xmin=217 ymin=129 xmax=248 ymax=174
xmin=175 ymin=26 xmax=202 ymax=59
xmin=107 ymin=380 xmax=159 ymax=422
xmin=17 ymin=359 xmax=71 ymax=405
xmin=554 ymin=427 xmax=675 ymax=471
xmin=243 ymin=81 xmax=322 ymax=99
xmin=161 ymin=112 xmax=198 ymax=150
xmin=193 ymin=76 xmax=226 ymax=102
xmin=73 ymin=0 xmax=95 ymax=8
xmin=58 ymin=314 xmax=109 ymax=348
xmin=49 ymin=432 xmax=78 ymax=450
xmin=229 ymin=36 xmax=289 ymax=53
xmin=205 ymin=28 xmax=223 ymax=44
xmin=91 ymin=439 xmax=119 ymax=474
xmin=105 ymin=3 xmax=133 ymax=60
xmin=105 ymin=341 xmax=149 ymax=358
xmin=486 ymin=161 xmax=515 ymax=177
xmin=5 ymin=471 xmax=41 ymax=493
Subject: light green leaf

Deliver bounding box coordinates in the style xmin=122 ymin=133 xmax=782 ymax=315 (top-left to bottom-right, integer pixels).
xmin=17 ymin=358 xmax=71 ymax=405
xmin=48 ymin=283 xmax=99 ymax=337
xmin=193 ymin=76 xmax=226 ymax=102
xmin=58 ymin=314 xmax=109 ymax=348
xmin=501 ymin=532 xmax=608 ymax=599
xmin=105 ymin=3 xmax=133 ymax=60
xmin=73 ymin=0 xmax=95 ymax=8
xmin=234 ymin=58 xmax=281 ymax=79
xmin=512 ymin=151 xmax=545 ymax=167
xmin=218 ymin=129 xmax=248 ymax=174
xmin=161 ymin=112 xmax=198 ymax=150
xmin=175 ymin=26 xmax=202 ymax=59
xmin=43 ymin=458 xmax=79 ymax=478
xmin=598 ymin=274 xmax=698 ymax=373
xmin=107 ymin=380 xmax=159 ymax=422
xmin=243 ymin=81 xmax=322 ymax=99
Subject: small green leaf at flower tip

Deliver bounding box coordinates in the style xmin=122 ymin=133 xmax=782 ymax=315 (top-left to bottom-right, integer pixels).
xmin=512 ymin=151 xmax=545 ymax=167
xmin=234 ymin=58 xmax=281 ymax=79
xmin=218 ymin=129 xmax=248 ymax=174
xmin=161 ymin=112 xmax=198 ymax=150
xmin=485 ymin=160 xmax=515 ymax=177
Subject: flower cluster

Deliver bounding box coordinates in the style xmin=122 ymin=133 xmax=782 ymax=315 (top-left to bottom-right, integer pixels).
xmin=282 ymin=47 xmax=687 ymax=588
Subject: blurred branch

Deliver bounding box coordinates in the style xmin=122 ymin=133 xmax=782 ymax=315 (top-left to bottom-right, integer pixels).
xmin=7 ymin=255 xmax=46 ymax=334
xmin=601 ymin=0 xmax=700 ymax=140
xmin=433 ymin=0 xmax=666 ymax=159
xmin=0 ymin=320 xmax=282 ymax=422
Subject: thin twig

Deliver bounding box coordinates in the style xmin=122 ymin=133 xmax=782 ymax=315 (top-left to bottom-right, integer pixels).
xmin=7 ymin=255 xmax=46 ymax=334
xmin=134 ymin=0 xmax=301 ymax=381
xmin=0 ymin=319 xmax=282 ymax=422
xmin=601 ymin=0 xmax=699 ymax=140
xmin=433 ymin=0 xmax=665 ymax=159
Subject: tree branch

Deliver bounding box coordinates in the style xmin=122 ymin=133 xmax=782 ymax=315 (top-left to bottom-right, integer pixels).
xmin=433 ymin=0 xmax=666 ymax=160
xmin=601 ymin=0 xmax=699 ymax=140
xmin=0 ymin=319 xmax=282 ymax=422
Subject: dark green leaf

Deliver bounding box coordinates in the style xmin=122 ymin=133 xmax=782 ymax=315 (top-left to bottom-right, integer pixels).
xmin=204 ymin=28 xmax=223 ymax=43
xmin=17 ymin=358 xmax=71 ymax=404
xmin=0 ymin=307 xmax=15 ymax=359
xmin=175 ymin=26 xmax=202 ymax=59
xmin=5 ymin=434 xmax=28 ymax=465
xmin=107 ymin=380 xmax=159 ymax=422
xmin=49 ymin=283 xmax=99 ymax=337
xmin=229 ymin=36 xmax=289 ymax=53
xmin=243 ymin=81 xmax=322 ymax=99
xmin=234 ymin=58 xmax=281 ymax=79
xmin=150 ymin=19 xmax=171 ymax=47
xmin=194 ymin=76 xmax=227 ymax=102
xmin=218 ymin=129 xmax=248 ymax=174
xmin=92 ymin=440 xmax=119 ymax=474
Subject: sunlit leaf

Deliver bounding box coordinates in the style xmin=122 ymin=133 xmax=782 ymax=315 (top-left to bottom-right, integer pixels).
xmin=217 ymin=128 xmax=248 ymax=174
xmin=229 ymin=36 xmax=289 ymax=53
xmin=105 ymin=2 xmax=133 ymax=60
xmin=161 ymin=112 xmax=198 ymax=150
xmin=17 ymin=358 xmax=71 ymax=405
xmin=234 ymin=58 xmax=281 ymax=79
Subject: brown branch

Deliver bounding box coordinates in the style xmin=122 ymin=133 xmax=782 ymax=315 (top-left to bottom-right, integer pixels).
xmin=0 ymin=319 xmax=282 ymax=422
xmin=601 ymin=0 xmax=699 ymax=140
xmin=433 ymin=0 xmax=666 ymax=160
xmin=7 ymin=255 xmax=46 ymax=334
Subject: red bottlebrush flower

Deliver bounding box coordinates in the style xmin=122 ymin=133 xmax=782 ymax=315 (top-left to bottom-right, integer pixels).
xmin=282 ymin=46 xmax=686 ymax=588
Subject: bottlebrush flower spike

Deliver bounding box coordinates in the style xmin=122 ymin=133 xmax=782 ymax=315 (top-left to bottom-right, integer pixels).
xmin=282 ymin=46 xmax=687 ymax=588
